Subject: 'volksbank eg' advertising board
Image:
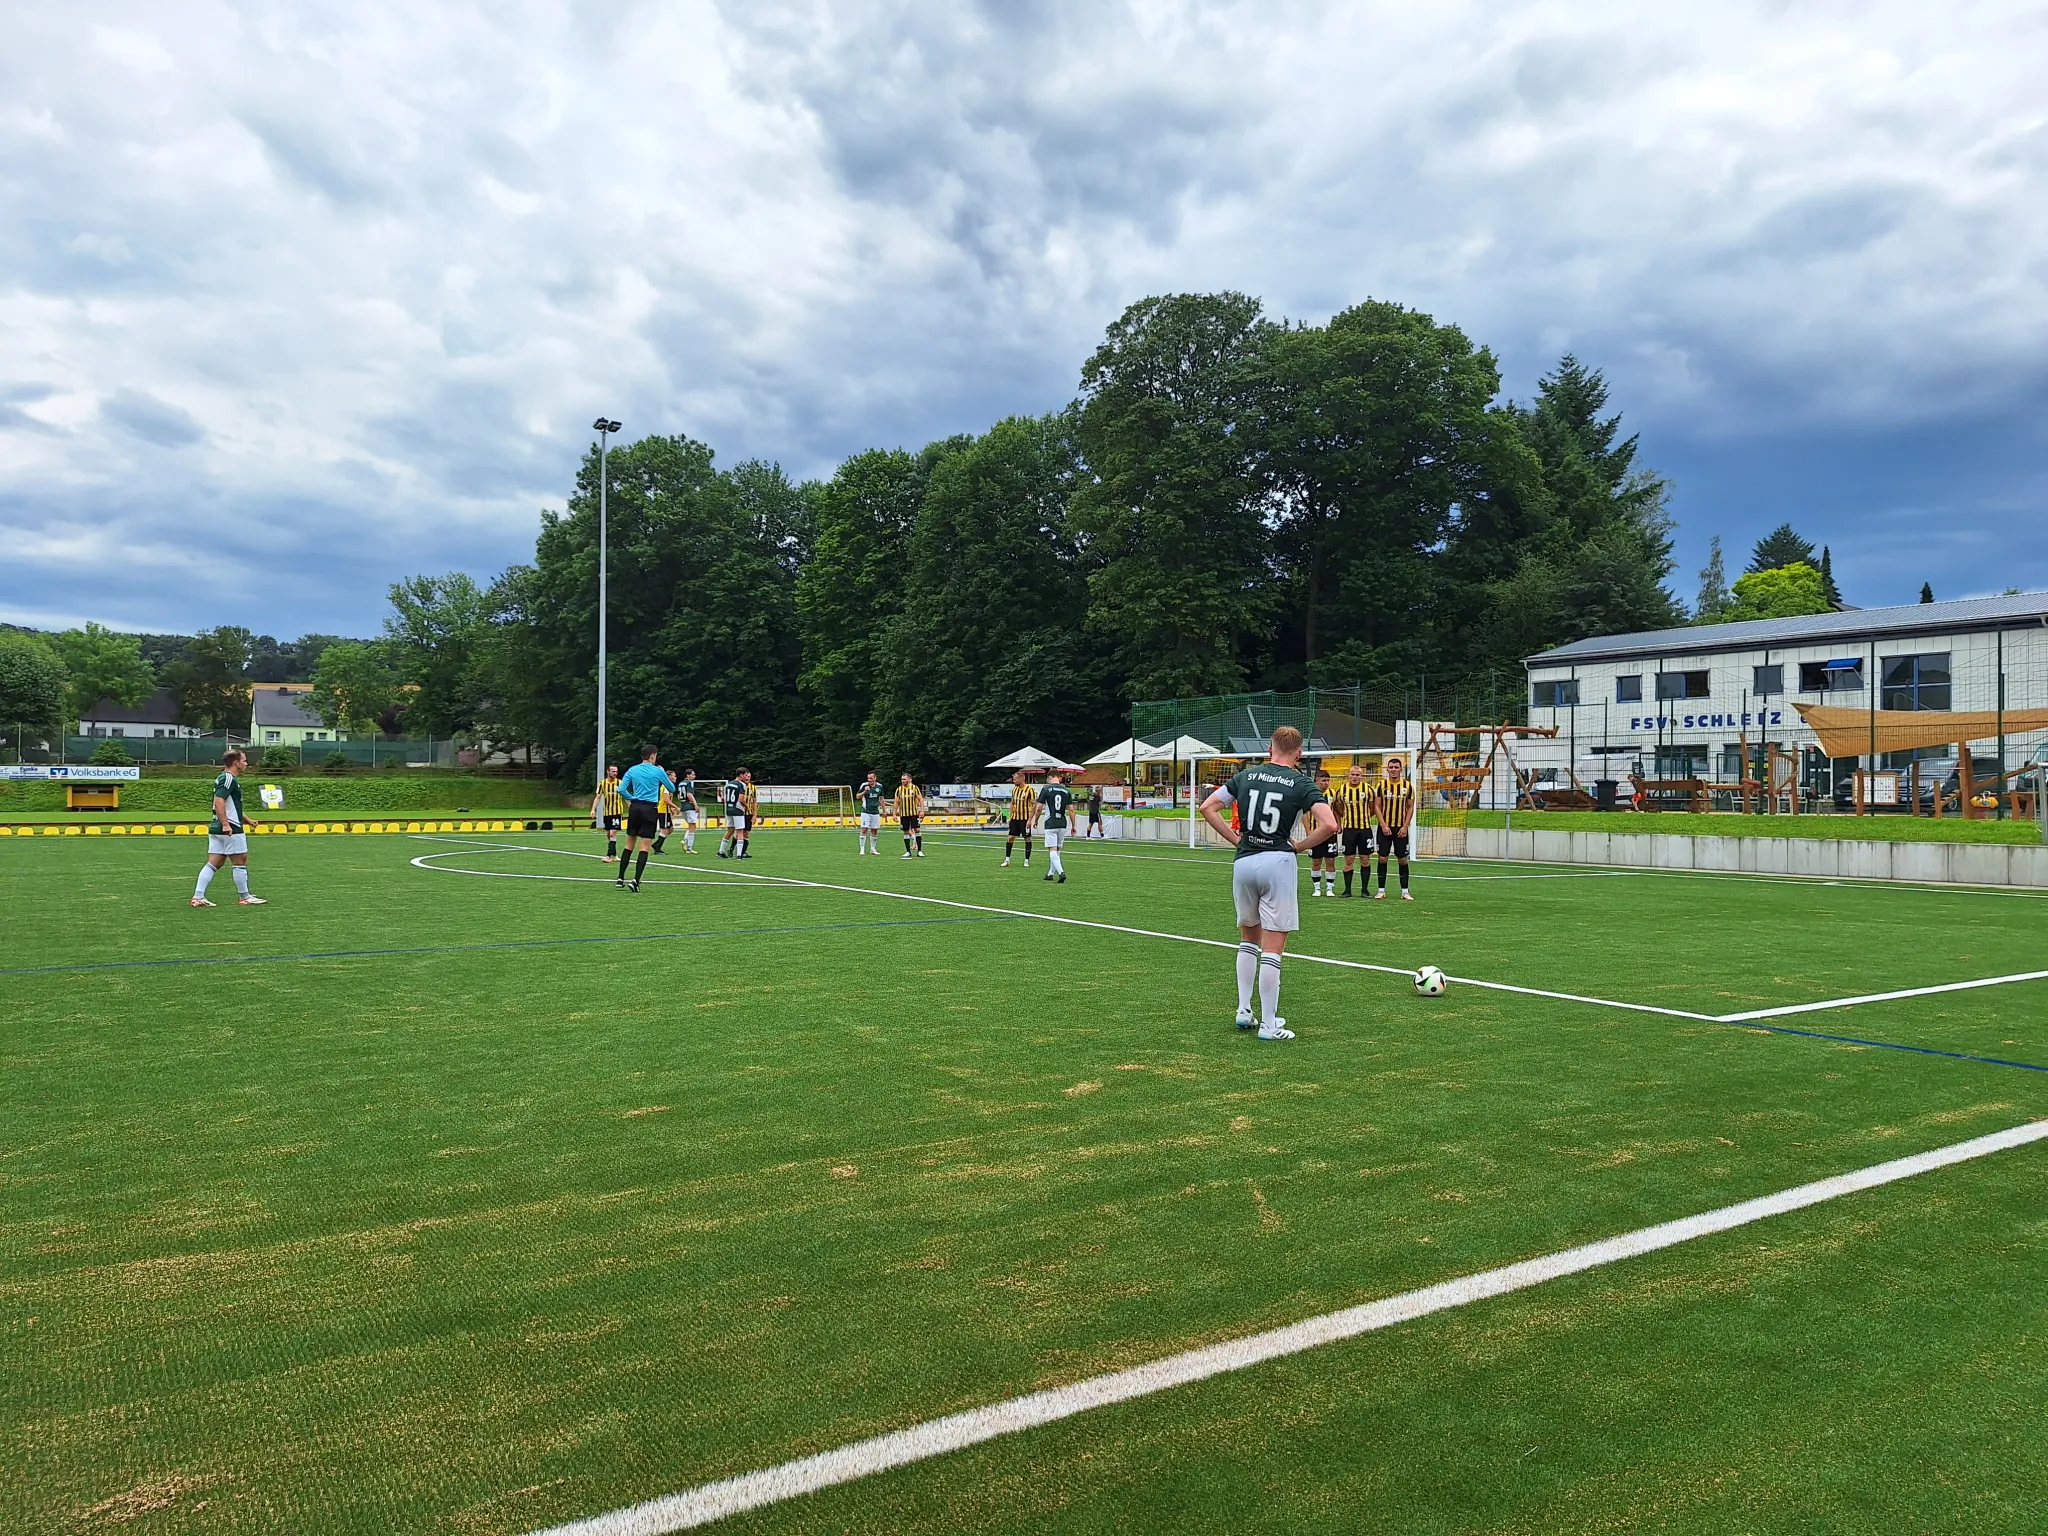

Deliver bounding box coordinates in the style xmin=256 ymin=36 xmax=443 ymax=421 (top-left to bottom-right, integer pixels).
xmin=0 ymin=765 xmax=143 ymax=781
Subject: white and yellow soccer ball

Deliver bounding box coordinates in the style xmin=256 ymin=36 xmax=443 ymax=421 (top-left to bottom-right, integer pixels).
xmin=1413 ymin=965 xmax=1448 ymax=997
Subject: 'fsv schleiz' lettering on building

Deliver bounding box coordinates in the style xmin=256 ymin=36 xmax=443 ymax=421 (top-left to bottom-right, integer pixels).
xmin=1626 ymin=711 xmax=1784 ymax=731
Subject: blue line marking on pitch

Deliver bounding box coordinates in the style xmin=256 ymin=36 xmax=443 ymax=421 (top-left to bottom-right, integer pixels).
xmin=1734 ymin=1021 xmax=2048 ymax=1075
xmin=0 ymin=915 xmax=1017 ymax=978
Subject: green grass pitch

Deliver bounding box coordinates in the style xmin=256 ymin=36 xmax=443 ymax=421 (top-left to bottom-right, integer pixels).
xmin=4 ymin=826 xmax=2046 ymax=1533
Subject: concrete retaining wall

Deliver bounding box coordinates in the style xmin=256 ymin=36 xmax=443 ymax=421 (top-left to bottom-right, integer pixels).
xmin=1418 ymin=824 xmax=2048 ymax=887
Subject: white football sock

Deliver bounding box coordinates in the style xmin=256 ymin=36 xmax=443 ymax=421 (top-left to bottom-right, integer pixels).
xmin=231 ymin=865 xmax=250 ymax=897
xmin=1258 ymin=953 xmax=1281 ymax=1020
xmin=194 ymin=864 xmax=216 ymax=899
xmin=1049 ymin=849 xmax=1063 ymax=875
xmin=1236 ymin=942 xmax=1258 ymax=1013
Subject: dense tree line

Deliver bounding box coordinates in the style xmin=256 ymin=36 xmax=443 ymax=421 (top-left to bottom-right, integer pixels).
xmin=417 ymin=292 xmax=1694 ymax=785
xmin=12 ymin=292 xmax=1788 ymax=782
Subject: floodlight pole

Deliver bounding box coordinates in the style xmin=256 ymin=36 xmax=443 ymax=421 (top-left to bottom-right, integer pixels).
xmin=592 ymin=417 xmax=622 ymax=784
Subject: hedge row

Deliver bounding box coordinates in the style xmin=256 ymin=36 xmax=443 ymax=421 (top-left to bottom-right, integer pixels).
xmin=0 ymin=776 xmax=572 ymax=814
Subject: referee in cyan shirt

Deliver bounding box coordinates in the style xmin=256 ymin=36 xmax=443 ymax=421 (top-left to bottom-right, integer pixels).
xmin=616 ymin=746 xmax=669 ymax=892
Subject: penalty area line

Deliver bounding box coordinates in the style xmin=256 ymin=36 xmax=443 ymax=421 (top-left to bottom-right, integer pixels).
xmin=530 ymin=1118 xmax=2048 ymax=1535
xmin=410 ymin=841 xmax=2048 ymax=1051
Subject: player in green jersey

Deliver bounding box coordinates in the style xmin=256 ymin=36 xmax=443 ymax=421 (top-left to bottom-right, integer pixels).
xmin=192 ymin=748 xmax=265 ymax=906
xmin=1036 ymin=771 xmax=1073 ymax=883
xmin=1198 ymin=726 xmax=1337 ymax=1041
xmin=855 ymin=772 xmax=887 ymax=855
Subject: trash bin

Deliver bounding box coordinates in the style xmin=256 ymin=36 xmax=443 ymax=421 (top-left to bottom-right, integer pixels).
xmin=1594 ymin=778 xmax=1618 ymax=812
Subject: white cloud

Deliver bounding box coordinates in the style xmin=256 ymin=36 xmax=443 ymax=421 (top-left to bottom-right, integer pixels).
xmin=1 ymin=0 xmax=2045 ymax=633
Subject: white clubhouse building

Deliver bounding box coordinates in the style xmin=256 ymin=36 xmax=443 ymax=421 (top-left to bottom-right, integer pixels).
xmin=1519 ymin=591 xmax=2048 ymax=795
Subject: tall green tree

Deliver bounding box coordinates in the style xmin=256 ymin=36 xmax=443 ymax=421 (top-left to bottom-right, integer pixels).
xmin=384 ymin=573 xmax=490 ymax=738
xmin=865 ymin=414 xmax=1107 ymax=776
xmin=0 ymin=630 xmax=67 ymax=737
xmin=1071 ymin=292 xmax=1273 ymax=700
xmin=1252 ymin=301 xmax=1530 ymax=687
xmin=515 ymin=434 xmax=817 ymax=785
xmin=163 ymin=627 xmax=252 ymax=732
xmin=1817 ymin=545 xmax=1843 ymax=608
xmin=1469 ymin=356 xmax=1683 ymax=666
xmin=1695 ymin=535 xmax=1734 ymax=622
xmin=1749 ymin=522 xmax=1816 ymax=573
xmin=796 ymin=445 xmax=953 ymax=782
xmin=52 ymin=622 xmax=155 ymax=720
xmin=308 ymin=641 xmax=405 ymax=735
xmin=1728 ymin=562 xmax=1830 ymax=621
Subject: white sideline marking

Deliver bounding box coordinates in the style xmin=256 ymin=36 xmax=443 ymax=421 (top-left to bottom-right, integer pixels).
xmin=530 ymin=1118 xmax=2048 ymax=1535
xmin=412 ymin=838 xmax=2046 ymax=1030
xmin=1718 ymin=970 xmax=2048 ymax=1022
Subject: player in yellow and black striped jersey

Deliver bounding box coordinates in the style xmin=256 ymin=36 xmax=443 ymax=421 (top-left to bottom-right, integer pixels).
xmin=591 ymin=766 xmax=626 ymax=857
xmin=1308 ymin=767 xmax=1339 ymax=895
xmin=894 ymin=775 xmax=926 ymax=857
xmin=1329 ymin=762 xmax=1376 ymax=897
xmin=1373 ymin=756 xmax=1418 ymax=900
xmin=1002 ymin=771 xmax=1037 ymax=867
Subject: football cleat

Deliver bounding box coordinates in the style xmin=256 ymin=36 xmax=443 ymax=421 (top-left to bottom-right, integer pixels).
xmin=1057 ymin=872 xmax=1066 ymax=883
xmin=237 ymin=895 xmax=267 ymax=906
xmin=902 ymin=851 xmax=913 ymax=859
xmin=1044 ymin=871 xmax=1055 ymax=881
xmin=1401 ymin=890 xmax=1414 ymax=901
xmin=1373 ymin=888 xmax=1386 ymax=900
xmin=1257 ymin=1019 xmax=1295 ymax=1041
xmin=1235 ymin=1009 xmax=1256 ymax=1031
xmin=190 ymin=896 xmax=214 ymax=907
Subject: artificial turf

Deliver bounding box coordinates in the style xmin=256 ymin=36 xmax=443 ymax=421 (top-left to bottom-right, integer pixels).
xmin=3 ymin=827 xmax=2045 ymax=1533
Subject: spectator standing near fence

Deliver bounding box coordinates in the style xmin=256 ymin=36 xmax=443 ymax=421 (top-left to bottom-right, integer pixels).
xmin=1086 ymin=784 xmax=1105 ymax=837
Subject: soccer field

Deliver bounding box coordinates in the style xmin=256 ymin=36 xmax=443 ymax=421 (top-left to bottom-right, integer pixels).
xmin=5 ymin=827 xmax=2046 ymax=1534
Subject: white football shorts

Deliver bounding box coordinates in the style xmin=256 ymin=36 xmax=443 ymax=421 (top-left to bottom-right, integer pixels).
xmin=682 ymin=808 xmax=700 ymax=825
xmin=208 ymin=833 xmax=249 ymax=856
xmin=858 ymin=812 xmax=881 ymax=830
xmin=1232 ymin=849 xmax=1299 ymax=932
xmin=1041 ymin=827 xmax=1066 ymax=849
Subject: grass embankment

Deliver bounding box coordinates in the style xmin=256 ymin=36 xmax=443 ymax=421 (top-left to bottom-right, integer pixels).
xmin=0 ymin=775 xmax=571 ymax=820
xmin=1460 ymin=809 xmax=2042 ymax=845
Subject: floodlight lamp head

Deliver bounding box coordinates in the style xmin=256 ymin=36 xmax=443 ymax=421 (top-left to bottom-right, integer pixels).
xmin=592 ymin=417 xmax=610 ymax=433
xmin=604 ymin=419 xmax=623 ymax=433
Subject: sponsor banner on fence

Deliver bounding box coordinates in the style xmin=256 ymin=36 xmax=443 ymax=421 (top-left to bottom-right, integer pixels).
xmin=756 ymin=786 xmax=820 ymax=804
xmin=0 ymin=765 xmax=143 ymax=781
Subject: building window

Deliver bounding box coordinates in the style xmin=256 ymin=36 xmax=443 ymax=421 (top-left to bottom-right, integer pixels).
xmin=1753 ymin=664 xmax=1782 ymax=696
xmin=1655 ymin=671 xmax=1710 ymax=700
xmin=1880 ymin=653 xmax=1951 ymax=711
xmin=111 ymin=726 xmax=125 ymax=737
xmin=1799 ymin=659 xmax=1863 ymax=693
xmin=1616 ymin=675 xmax=1642 ymax=702
xmin=1531 ymin=678 xmax=1579 ymax=708
xmin=264 ymin=730 xmax=281 ymax=743
xmin=1654 ymin=746 xmax=1709 ymax=778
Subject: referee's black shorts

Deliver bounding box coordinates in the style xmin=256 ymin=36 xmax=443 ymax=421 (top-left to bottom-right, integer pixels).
xmin=1342 ymin=827 xmax=1373 ymax=856
xmin=626 ymin=800 xmax=660 ymax=840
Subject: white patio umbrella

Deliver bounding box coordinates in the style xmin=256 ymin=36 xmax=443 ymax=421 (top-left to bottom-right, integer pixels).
xmin=986 ymin=745 xmax=1083 ymax=771
xmin=1083 ymin=737 xmax=1145 ymax=765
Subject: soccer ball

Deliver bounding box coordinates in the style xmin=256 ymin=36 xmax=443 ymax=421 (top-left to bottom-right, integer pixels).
xmin=1413 ymin=965 xmax=1447 ymax=997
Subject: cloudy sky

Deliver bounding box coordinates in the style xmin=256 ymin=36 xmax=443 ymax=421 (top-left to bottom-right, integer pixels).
xmin=4 ymin=0 xmax=2045 ymax=638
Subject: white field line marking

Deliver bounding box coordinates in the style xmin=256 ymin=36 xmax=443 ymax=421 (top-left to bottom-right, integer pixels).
xmin=411 ymin=838 xmax=2046 ymax=1028
xmin=1718 ymin=970 xmax=2048 ymax=1022
xmin=531 ymin=1117 xmax=2048 ymax=1536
